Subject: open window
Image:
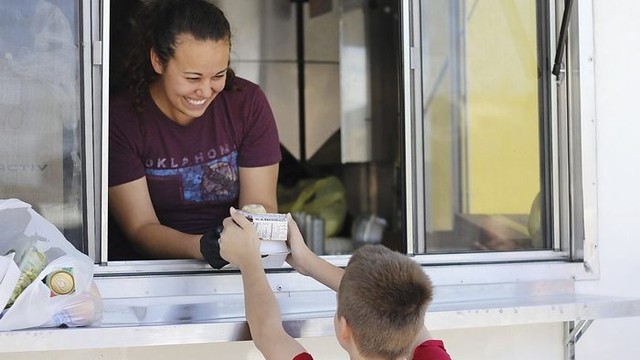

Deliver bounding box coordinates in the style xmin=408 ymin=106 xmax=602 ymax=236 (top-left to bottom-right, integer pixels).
xmin=1 ymin=0 xmax=595 ymax=280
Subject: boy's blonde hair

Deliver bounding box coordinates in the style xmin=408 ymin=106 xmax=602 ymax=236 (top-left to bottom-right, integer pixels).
xmin=337 ymin=244 xmax=433 ymax=359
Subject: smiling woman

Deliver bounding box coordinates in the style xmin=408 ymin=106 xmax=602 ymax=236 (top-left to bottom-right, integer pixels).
xmin=148 ymin=34 xmax=230 ymax=126
xmin=107 ymin=0 xmax=282 ymax=264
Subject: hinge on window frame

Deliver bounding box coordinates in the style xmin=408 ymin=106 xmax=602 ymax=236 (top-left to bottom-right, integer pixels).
xmin=552 ymin=0 xmax=574 ymax=85
xmin=555 ymin=62 xmax=566 ymax=85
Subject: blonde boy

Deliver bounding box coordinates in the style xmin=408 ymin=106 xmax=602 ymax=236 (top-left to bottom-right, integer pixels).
xmin=219 ymin=208 xmax=451 ymax=360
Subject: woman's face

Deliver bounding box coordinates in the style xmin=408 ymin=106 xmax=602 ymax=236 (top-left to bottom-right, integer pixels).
xmin=150 ymin=34 xmax=230 ymax=125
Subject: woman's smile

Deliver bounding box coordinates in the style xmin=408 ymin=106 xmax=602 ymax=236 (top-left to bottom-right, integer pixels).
xmin=185 ymin=96 xmax=208 ymax=107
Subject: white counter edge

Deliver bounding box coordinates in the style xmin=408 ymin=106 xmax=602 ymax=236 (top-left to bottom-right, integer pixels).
xmin=2 ymin=292 xmax=640 ymax=353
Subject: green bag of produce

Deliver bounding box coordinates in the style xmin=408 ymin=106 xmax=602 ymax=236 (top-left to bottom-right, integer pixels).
xmin=278 ymin=176 xmax=347 ymax=237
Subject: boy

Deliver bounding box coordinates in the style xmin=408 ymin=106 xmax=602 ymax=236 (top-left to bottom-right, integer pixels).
xmin=219 ymin=208 xmax=452 ymax=360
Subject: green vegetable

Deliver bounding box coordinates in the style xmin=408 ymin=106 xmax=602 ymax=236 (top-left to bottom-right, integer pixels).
xmin=5 ymin=246 xmax=47 ymax=309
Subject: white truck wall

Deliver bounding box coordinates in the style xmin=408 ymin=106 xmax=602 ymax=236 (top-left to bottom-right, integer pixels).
xmin=574 ymin=0 xmax=640 ymax=359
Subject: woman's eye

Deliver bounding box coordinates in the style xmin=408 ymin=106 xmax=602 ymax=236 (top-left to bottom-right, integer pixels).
xmin=186 ymin=77 xmax=201 ymax=82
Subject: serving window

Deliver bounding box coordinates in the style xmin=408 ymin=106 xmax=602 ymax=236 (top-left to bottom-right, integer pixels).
xmin=0 ymin=0 xmax=595 ymax=280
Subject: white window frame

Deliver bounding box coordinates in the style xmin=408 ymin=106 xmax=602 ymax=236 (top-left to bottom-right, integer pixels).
xmin=92 ymin=0 xmax=598 ymax=288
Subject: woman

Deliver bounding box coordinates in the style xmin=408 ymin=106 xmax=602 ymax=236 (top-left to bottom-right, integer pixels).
xmin=108 ymin=0 xmax=281 ymax=266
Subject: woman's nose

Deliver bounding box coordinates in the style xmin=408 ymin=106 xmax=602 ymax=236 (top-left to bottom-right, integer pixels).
xmin=195 ymin=83 xmax=214 ymax=98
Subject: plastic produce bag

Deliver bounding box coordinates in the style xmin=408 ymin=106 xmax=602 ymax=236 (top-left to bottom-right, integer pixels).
xmin=0 ymin=198 xmax=102 ymax=331
xmin=279 ymin=176 xmax=347 ymax=237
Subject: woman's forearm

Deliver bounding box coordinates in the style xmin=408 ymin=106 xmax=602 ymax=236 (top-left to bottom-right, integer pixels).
xmin=129 ymin=223 xmax=203 ymax=259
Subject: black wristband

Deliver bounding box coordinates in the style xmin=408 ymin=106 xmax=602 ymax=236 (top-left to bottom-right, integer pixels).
xmin=200 ymin=225 xmax=228 ymax=269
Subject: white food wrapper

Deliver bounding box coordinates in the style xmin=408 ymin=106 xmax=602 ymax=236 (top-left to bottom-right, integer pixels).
xmin=238 ymin=211 xmax=288 ymax=241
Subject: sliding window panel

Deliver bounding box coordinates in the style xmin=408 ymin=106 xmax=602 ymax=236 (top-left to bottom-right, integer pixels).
xmin=416 ymin=0 xmax=551 ymax=254
xmin=0 ymin=0 xmax=88 ymax=253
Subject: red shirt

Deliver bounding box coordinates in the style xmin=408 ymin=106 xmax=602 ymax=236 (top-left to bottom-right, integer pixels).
xmin=292 ymin=352 xmax=313 ymax=360
xmin=413 ymin=339 xmax=452 ymax=360
xmin=292 ymin=339 xmax=452 ymax=360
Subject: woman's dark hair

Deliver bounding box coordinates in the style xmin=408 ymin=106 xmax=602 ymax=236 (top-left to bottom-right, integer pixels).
xmin=121 ymin=0 xmax=236 ymax=111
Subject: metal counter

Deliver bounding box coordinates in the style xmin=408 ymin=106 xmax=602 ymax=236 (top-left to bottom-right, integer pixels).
xmin=2 ymin=273 xmax=640 ymax=354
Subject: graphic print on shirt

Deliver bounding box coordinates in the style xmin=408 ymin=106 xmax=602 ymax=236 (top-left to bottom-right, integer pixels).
xmin=146 ymin=151 xmax=239 ymax=204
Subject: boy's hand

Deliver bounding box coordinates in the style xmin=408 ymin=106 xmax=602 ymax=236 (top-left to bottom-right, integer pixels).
xmin=285 ymin=214 xmax=314 ymax=276
xmin=219 ymin=207 xmax=261 ymax=269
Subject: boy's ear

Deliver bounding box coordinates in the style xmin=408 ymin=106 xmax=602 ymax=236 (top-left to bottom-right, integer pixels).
xmin=336 ymin=316 xmax=353 ymax=344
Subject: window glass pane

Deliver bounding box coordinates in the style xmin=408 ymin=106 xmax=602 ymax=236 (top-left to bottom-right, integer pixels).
xmin=0 ymin=1 xmax=85 ymax=252
xmin=420 ymin=0 xmax=546 ymax=253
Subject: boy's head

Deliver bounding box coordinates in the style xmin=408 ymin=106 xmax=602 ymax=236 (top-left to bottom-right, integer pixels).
xmin=336 ymin=244 xmax=433 ymax=359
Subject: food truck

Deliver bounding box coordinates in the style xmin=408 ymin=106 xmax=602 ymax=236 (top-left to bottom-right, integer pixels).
xmin=1 ymin=0 xmax=640 ymax=359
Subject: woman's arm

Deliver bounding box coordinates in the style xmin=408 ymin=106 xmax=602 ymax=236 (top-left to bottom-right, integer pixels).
xmin=108 ymin=177 xmax=203 ymax=259
xmin=238 ymin=164 xmax=279 ymax=212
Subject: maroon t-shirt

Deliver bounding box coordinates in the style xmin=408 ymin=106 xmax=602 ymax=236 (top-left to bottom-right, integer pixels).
xmin=109 ymin=77 xmax=281 ymax=259
xmin=292 ymin=340 xmax=452 ymax=360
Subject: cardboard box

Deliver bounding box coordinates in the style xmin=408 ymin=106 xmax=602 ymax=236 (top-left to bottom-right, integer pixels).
xmin=239 ymin=211 xmax=288 ymax=241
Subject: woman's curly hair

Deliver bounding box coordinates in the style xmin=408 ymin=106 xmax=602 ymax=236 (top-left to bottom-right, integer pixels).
xmin=120 ymin=0 xmax=236 ymax=111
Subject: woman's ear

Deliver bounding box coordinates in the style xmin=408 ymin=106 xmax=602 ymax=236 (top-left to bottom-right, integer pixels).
xmin=150 ymin=48 xmax=163 ymax=75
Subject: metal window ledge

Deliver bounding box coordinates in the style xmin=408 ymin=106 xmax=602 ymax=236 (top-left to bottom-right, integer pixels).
xmin=1 ymin=278 xmax=639 ymax=353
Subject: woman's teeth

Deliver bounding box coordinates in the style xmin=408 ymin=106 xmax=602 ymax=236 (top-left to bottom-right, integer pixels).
xmin=186 ymin=97 xmax=207 ymax=105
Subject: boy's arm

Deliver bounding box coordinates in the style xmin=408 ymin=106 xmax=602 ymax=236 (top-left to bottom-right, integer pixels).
xmin=285 ymin=214 xmax=344 ymax=291
xmin=219 ymin=209 xmax=307 ymax=360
